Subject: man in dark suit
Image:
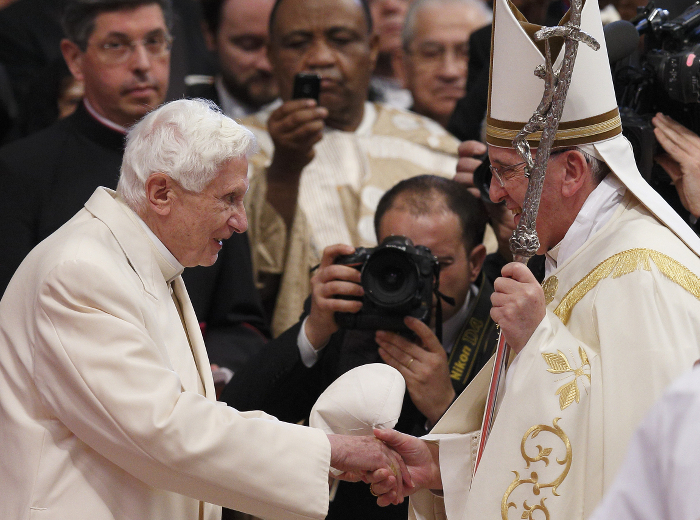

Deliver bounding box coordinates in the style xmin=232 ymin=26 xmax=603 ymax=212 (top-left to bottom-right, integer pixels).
xmin=0 ymin=0 xmax=267 ymax=376
xmin=222 ymin=174 xmax=498 ymax=520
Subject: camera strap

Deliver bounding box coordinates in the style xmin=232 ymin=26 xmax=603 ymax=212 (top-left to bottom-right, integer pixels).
xmin=445 ymin=272 xmax=499 ymax=391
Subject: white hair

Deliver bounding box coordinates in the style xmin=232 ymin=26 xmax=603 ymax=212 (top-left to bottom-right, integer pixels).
xmin=401 ymin=0 xmax=492 ymax=51
xmin=117 ymin=98 xmax=257 ymax=213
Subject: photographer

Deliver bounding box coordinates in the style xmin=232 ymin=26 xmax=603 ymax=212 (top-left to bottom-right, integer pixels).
xmin=221 ymin=175 xmax=497 ymax=520
xmin=652 ymin=112 xmax=700 ymax=222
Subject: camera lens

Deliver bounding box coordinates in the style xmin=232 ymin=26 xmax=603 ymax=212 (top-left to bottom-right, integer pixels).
xmin=362 ymin=248 xmax=419 ymax=309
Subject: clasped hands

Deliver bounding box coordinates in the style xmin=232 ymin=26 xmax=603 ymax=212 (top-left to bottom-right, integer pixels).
xmin=328 ymin=429 xmax=441 ymax=506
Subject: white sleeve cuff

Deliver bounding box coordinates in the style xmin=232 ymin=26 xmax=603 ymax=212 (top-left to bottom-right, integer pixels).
xmin=298 ymin=317 xmax=326 ymax=368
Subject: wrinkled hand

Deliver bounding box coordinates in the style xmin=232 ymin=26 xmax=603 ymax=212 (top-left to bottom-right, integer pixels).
xmin=371 ymin=429 xmax=441 ymax=497
xmin=328 ymin=433 xmax=411 ymax=506
xmin=652 ymin=112 xmax=700 ymax=218
xmin=376 ymin=317 xmax=455 ymax=426
xmin=268 ymin=99 xmax=328 ymax=180
xmin=305 ymin=244 xmax=364 ymax=348
xmin=455 ymin=140 xmax=487 ymax=198
xmin=490 ymin=262 xmax=545 ymax=353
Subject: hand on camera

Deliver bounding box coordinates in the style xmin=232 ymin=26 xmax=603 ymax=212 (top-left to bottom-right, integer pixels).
xmin=304 ymin=244 xmax=364 ymax=349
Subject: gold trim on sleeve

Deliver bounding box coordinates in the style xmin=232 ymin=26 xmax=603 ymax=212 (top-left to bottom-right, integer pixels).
xmin=501 ymin=418 xmax=572 ymax=520
xmin=554 ymin=248 xmax=700 ymax=325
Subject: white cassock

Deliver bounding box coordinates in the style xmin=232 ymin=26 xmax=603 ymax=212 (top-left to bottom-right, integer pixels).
xmin=0 ymin=188 xmax=331 ymax=520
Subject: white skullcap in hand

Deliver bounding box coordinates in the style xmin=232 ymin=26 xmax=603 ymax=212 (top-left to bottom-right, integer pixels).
xmin=310 ymin=363 xmax=405 ymax=436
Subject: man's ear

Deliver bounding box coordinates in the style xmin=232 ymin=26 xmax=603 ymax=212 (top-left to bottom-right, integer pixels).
xmin=144 ymin=173 xmax=175 ymax=216
xmin=560 ymin=150 xmax=590 ymax=199
xmin=467 ymin=243 xmax=487 ymax=284
xmin=60 ymin=39 xmax=85 ymax=82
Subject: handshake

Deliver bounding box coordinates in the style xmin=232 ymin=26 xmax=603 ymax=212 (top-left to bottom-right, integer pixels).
xmin=312 ymin=364 xmax=442 ymax=506
xmin=326 ymin=429 xmax=440 ymax=506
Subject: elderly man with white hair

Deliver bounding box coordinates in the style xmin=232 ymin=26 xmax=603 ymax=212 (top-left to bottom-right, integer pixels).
xmin=0 ymin=98 xmax=409 ymax=520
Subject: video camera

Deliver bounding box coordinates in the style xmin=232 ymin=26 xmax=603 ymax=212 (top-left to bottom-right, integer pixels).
xmin=333 ymin=235 xmax=440 ymax=333
xmin=615 ymin=1 xmax=700 ymax=192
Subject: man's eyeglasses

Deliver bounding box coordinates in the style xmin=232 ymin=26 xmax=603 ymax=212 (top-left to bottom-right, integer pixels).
xmin=89 ymin=33 xmax=173 ymax=64
xmin=489 ymin=161 xmax=529 ymax=188
xmin=488 ymin=149 xmax=574 ymax=188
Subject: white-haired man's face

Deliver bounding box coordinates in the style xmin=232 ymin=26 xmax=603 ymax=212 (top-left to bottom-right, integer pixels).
xmin=162 ymin=156 xmax=249 ymax=267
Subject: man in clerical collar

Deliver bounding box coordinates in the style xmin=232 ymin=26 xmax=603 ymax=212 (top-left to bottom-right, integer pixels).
xmin=0 ymin=0 xmax=172 ymax=294
xmin=195 ymin=0 xmax=278 ymax=120
xmin=61 ymin=0 xmax=171 ymax=132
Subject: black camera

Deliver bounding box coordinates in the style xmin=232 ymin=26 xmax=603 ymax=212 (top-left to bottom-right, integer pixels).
xmin=616 ymin=1 xmax=700 ymax=190
xmin=333 ymin=236 xmax=440 ymax=332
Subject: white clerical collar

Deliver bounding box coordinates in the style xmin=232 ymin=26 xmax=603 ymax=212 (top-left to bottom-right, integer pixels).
xmin=125 ymin=206 xmax=184 ymax=281
xmin=545 ymin=174 xmax=626 ymax=277
xmin=83 ymin=98 xmax=128 ymax=134
xmin=215 ymin=76 xmax=271 ymax=120
xmin=441 ymin=284 xmax=477 ymax=353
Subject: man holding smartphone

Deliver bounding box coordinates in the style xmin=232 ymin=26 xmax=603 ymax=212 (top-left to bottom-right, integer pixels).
xmin=242 ymin=0 xmax=462 ymax=336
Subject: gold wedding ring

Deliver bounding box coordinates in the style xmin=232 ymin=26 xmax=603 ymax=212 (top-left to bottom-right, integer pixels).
xmin=406 ymin=358 xmax=414 ymax=369
xmin=369 ymin=483 xmax=378 ymax=497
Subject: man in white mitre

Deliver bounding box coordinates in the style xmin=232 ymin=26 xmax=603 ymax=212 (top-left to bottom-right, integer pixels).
xmin=367 ymin=1 xmax=700 ymax=519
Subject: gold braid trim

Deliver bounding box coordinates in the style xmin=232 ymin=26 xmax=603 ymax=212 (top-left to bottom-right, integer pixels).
xmin=553 ymin=248 xmax=700 ymax=325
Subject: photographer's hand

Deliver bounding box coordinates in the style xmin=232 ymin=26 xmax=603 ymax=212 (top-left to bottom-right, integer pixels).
xmin=305 ymin=244 xmax=364 ymax=349
xmin=455 ymin=140 xmax=487 ymax=199
xmin=652 ymin=112 xmax=700 ymax=218
xmin=375 ymin=317 xmax=455 ymax=427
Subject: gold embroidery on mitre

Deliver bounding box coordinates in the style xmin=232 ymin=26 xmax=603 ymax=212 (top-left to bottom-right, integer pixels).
xmin=554 ymin=248 xmax=700 ymax=325
xmin=501 ymin=418 xmax=572 ymax=520
xmin=543 ymin=347 xmax=591 ymax=410
xmin=542 ymin=276 xmax=559 ymax=305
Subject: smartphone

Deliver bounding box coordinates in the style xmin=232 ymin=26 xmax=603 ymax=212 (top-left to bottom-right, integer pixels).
xmin=292 ymin=72 xmax=321 ymax=101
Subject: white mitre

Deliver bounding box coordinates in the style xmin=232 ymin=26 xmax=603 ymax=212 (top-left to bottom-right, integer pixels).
xmin=486 ymin=0 xmax=700 ymax=256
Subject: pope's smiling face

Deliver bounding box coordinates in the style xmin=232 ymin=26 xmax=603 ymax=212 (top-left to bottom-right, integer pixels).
xmin=487 ymin=146 xmax=572 ymax=255
xmin=165 ymin=156 xmax=249 ymax=267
